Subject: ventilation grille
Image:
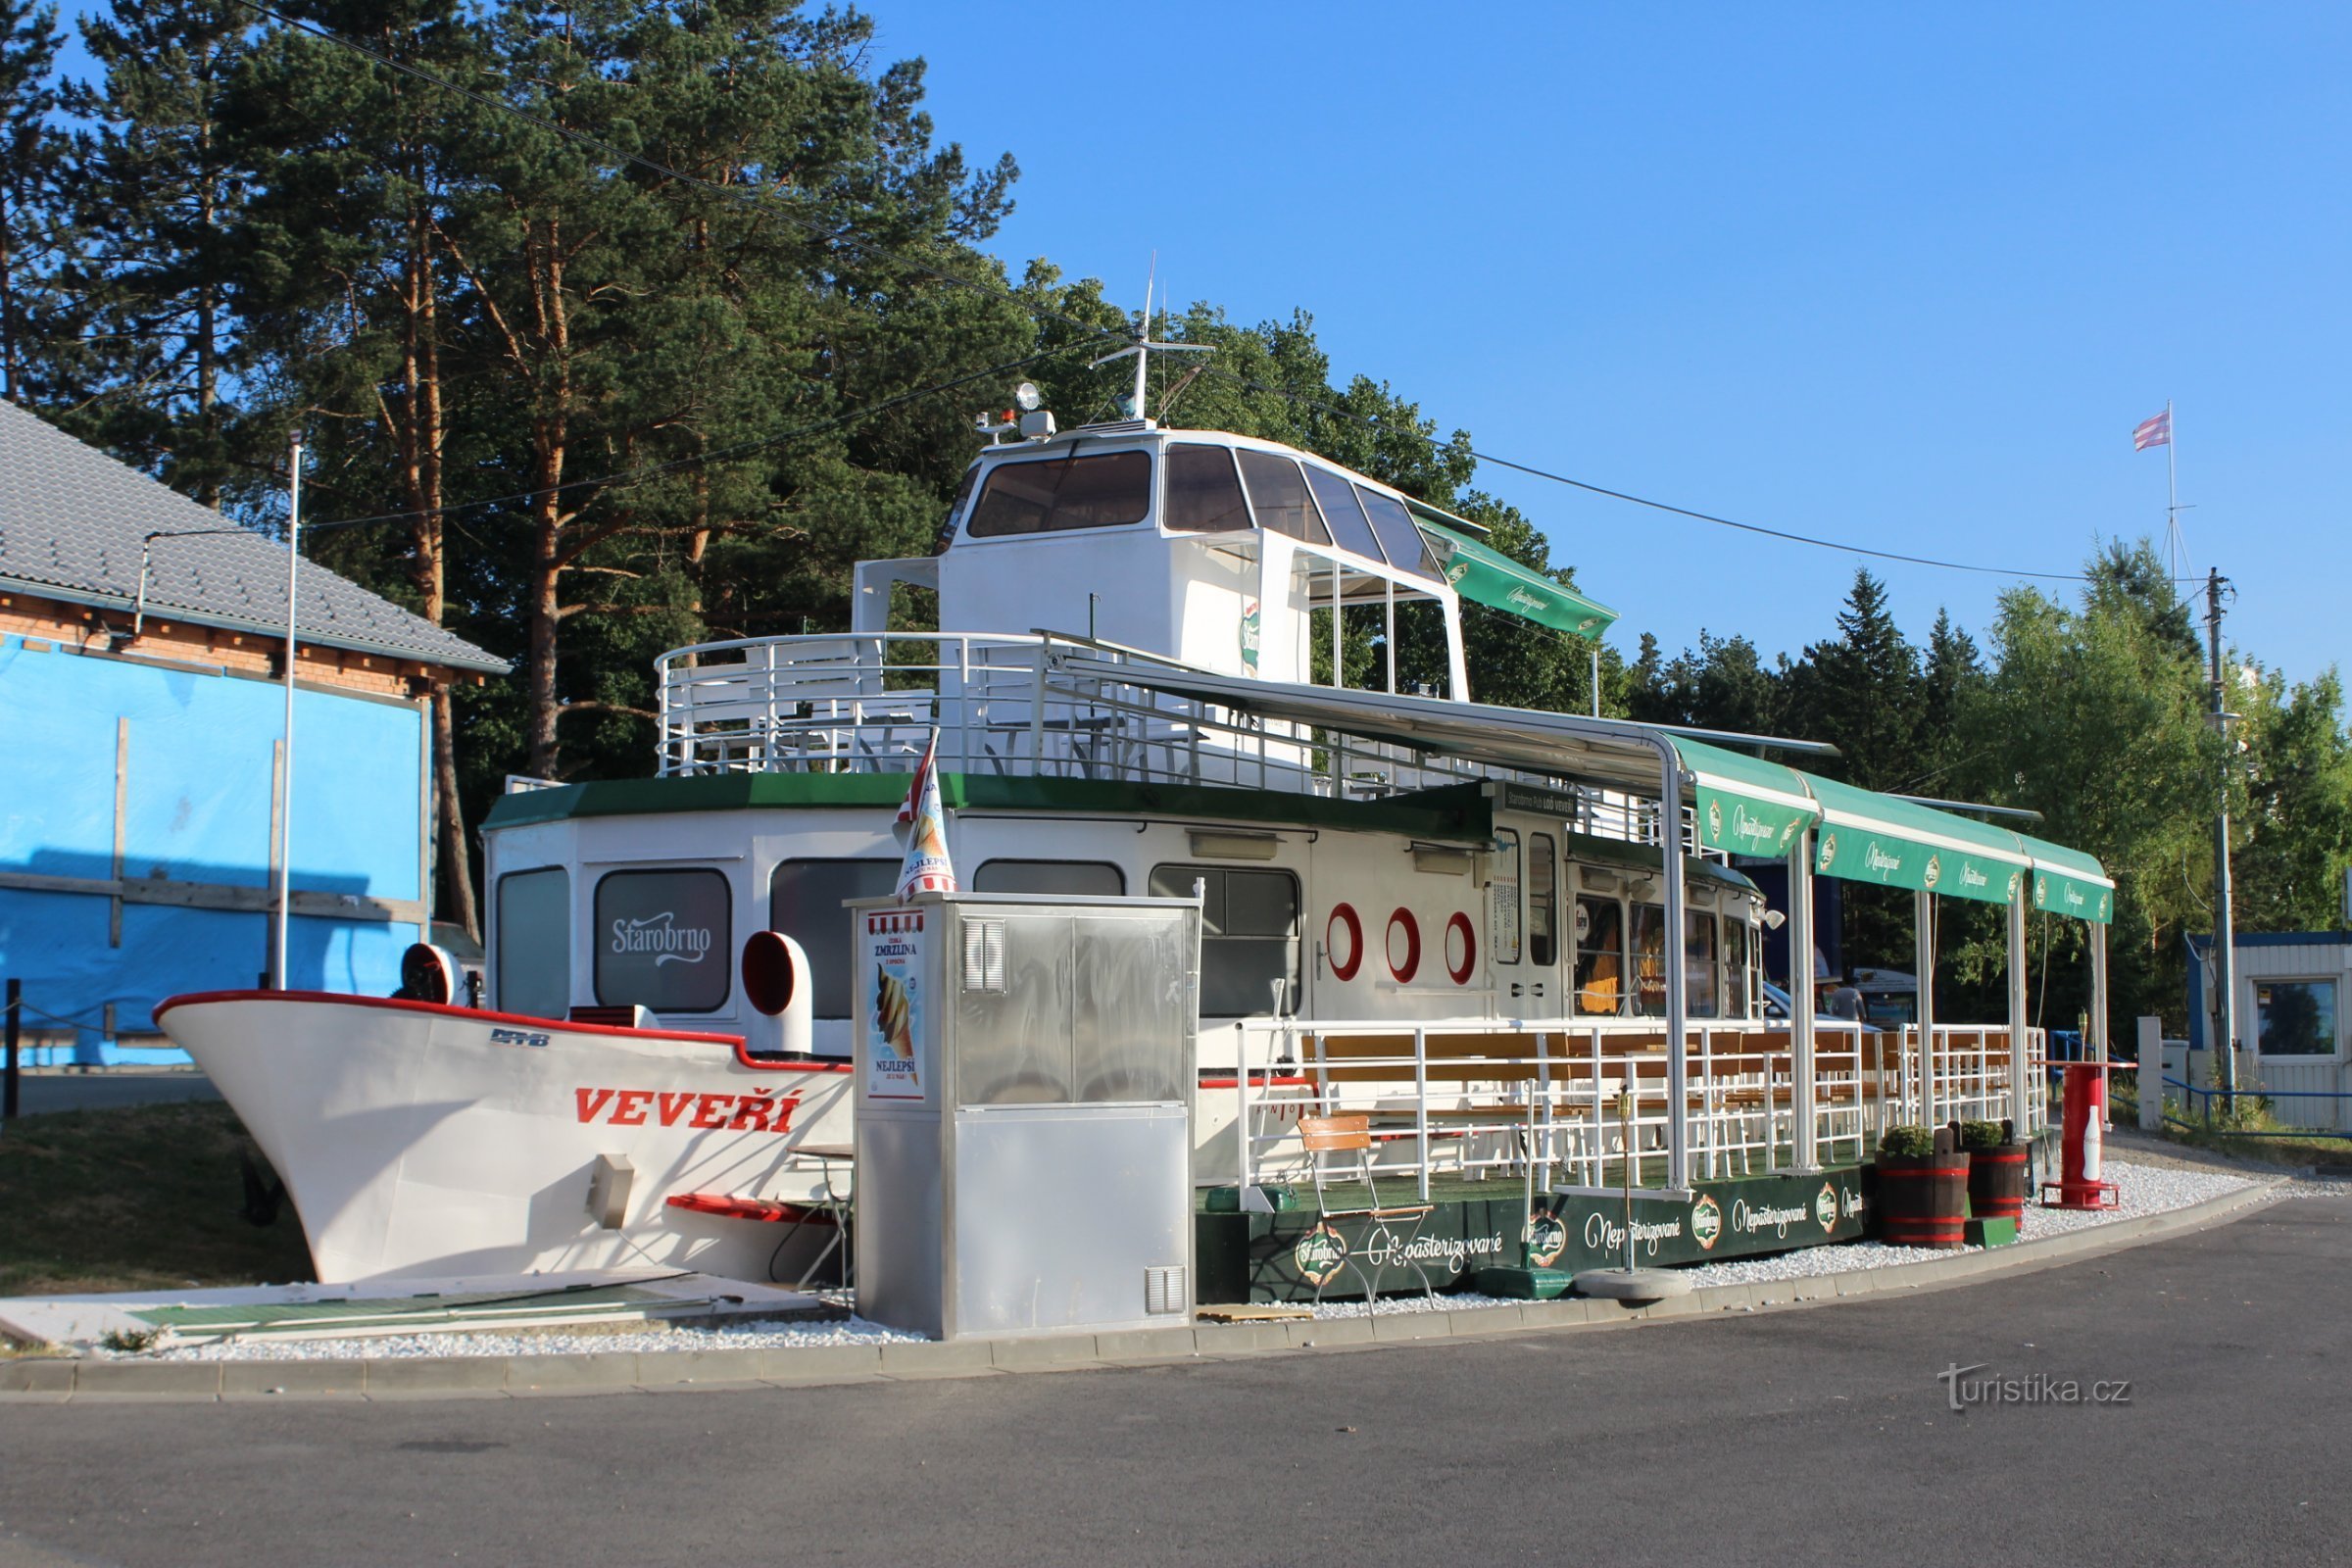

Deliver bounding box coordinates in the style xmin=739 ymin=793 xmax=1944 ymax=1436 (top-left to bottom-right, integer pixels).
xmin=961 ymin=918 xmax=1006 ymax=993
xmin=1145 ymin=1265 xmax=1188 ymax=1316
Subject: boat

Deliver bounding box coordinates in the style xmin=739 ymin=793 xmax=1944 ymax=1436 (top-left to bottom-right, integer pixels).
xmin=160 ymin=369 xmax=2121 ymax=1293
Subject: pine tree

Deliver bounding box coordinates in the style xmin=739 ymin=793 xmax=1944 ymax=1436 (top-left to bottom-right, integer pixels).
xmin=0 ymin=0 xmax=68 ymax=401
xmin=64 ymin=0 xmax=255 ymax=502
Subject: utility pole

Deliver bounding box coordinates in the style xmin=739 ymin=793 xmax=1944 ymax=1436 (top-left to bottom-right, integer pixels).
xmin=2205 ymin=568 xmax=2237 ymax=1103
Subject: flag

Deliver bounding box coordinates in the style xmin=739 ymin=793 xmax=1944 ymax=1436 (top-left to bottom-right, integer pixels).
xmin=894 ymin=729 xmax=956 ymax=900
xmin=2132 ymin=409 xmax=2171 ymax=451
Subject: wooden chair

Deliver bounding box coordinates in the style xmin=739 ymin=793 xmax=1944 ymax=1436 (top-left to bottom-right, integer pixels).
xmin=1297 ymin=1114 xmax=1438 ymax=1309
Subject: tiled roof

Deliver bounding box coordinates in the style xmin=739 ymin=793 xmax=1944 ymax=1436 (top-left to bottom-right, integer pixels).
xmin=0 ymin=399 xmax=508 ymax=674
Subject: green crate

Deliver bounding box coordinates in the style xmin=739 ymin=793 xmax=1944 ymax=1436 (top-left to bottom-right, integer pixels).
xmin=1963 ymin=1217 xmax=2018 ymax=1248
xmin=1202 ymin=1184 xmax=1298 ymax=1213
xmin=1473 ymin=1264 xmax=1575 ymax=1299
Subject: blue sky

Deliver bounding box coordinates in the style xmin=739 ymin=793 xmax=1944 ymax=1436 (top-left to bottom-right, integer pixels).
xmin=871 ymin=2 xmax=2350 ymax=689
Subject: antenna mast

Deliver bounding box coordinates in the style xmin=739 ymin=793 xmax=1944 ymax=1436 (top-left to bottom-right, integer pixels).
xmin=1089 ymin=256 xmax=1209 ymax=420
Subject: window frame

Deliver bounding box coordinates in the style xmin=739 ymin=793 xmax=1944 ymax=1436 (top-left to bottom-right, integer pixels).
xmin=1160 ymin=443 xmax=1254 ymax=535
xmin=1573 ymin=893 xmax=1627 ymax=1018
xmin=971 ymin=858 xmax=1127 ymax=897
xmin=592 ymin=866 xmax=734 ymax=1015
xmin=1492 ymin=829 xmax=1522 ymax=966
xmin=494 ymin=865 xmax=571 ymax=1021
xmin=1528 ymin=832 xmax=1558 ymax=970
xmin=1148 ymin=862 xmax=1302 ymax=1019
xmin=964 ymin=449 xmax=1155 ymax=539
xmin=768 ymin=856 xmax=901 ymax=1020
xmin=2252 ymin=975 xmax=2341 ymax=1060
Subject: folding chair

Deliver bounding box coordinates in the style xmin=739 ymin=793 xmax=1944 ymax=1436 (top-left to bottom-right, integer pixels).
xmin=1297 ymin=1114 xmax=1438 ymax=1310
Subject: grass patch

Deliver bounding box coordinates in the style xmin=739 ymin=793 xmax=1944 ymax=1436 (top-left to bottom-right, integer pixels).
xmin=2112 ymin=1079 xmax=2352 ymax=1170
xmin=0 ymin=1101 xmax=315 ymax=1297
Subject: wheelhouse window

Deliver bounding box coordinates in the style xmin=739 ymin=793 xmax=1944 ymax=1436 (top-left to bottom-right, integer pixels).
xmin=495 ymin=866 xmax=570 ymax=1020
xmin=2256 ymin=979 xmax=2337 ymax=1057
xmin=1684 ymin=909 xmax=1718 ymax=1018
xmin=1162 ymin=444 xmax=1252 ymax=533
xmin=1631 ymin=902 xmax=1667 ymax=1017
xmin=1352 ymin=485 xmax=1442 ymax=579
xmin=1235 ymin=452 xmax=1332 ymax=545
xmin=973 ymin=859 xmax=1126 ymax=897
xmin=770 ymin=858 xmax=899 ymax=1018
xmin=1573 ymin=895 xmax=1624 ymax=1016
xmin=1149 ymin=864 xmax=1299 ymax=1017
xmin=1492 ymin=830 xmax=1522 ymax=965
xmin=1723 ymin=914 xmax=1750 ymax=1017
xmin=594 ymin=868 xmax=732 ymax=1014
xmin=966 ymin=450 xmax=1152 ymax=537
xmin=1300 ymin=465 xmax=1387 ymax=562
xmin=1528 ymin=833 xmax=1558 ymax=968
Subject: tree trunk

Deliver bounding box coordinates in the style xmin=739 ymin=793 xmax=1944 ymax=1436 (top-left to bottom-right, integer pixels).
xmin=522 ymin=220 xmax=569 ymax=779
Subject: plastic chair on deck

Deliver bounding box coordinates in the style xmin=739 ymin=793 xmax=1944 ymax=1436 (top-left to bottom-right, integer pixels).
xmin=1296 ymin=1114 xmax=1437 ymax=1310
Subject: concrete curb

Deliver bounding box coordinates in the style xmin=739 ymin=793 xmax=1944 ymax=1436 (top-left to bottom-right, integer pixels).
xmin=0 ymin=1180 xmax=2284 ymax=1404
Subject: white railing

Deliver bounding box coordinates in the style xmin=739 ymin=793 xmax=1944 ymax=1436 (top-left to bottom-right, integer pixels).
xmin=653 ymin=631 xmax=1656 ymax=830
xmin=1217 ymin=1017 xmax=2045 ymax=1202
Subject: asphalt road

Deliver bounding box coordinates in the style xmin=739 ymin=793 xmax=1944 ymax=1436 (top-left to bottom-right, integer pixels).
xmin=3 ymin=1195 xmax=2346 ymax=1568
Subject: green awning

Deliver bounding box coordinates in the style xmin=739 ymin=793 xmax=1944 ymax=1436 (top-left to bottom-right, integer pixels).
xmin=1415 ymin=518 xmax=1618 ymax=638
xmin=1678 ymin=738 xmax=1820 ymax=858
xmin=2017 ymin=833 xmax=2115 ymax=924
xmin=1802 ymin=775 xmax=2030 ymax=906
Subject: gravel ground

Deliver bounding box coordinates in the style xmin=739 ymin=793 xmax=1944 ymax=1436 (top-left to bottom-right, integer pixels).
xmin=102 ymin=1155 xmax=2269 ymax=1357
xmin=147 ymin=1311 xmax=927 ymax=1362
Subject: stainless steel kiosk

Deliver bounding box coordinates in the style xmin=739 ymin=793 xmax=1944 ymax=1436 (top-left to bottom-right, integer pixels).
xmin=850 ymin=891 xmax=1200 ymax=1340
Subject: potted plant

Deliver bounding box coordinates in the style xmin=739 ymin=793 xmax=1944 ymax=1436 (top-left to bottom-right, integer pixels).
xmin=1960 ymin=1117 xmax=2031 ymax=1225
xmin=1872 ymin=1124 xmax=1968 ymax=1248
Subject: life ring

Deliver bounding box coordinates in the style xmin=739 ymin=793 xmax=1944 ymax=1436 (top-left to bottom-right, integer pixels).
xmin=1326 ymin=903 xmax=1364 ymax=981
xmin=1386 ymin=908 xmax=1421 ymax=983
xmin=1445 ymin=912 xmax=1477 ymax=985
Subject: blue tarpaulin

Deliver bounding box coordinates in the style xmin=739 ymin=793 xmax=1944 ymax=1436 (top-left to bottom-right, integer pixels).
xmin=0 ymin=635 xmax=424 ymax=1063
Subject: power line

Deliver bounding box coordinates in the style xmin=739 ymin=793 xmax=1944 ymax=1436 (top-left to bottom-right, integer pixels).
xmin=230 ymin=0 xmax=2106 ymax=588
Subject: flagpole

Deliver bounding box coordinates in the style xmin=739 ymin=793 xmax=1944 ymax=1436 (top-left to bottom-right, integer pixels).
xmin=2166 ymin=399 xmax=2180 ymax=580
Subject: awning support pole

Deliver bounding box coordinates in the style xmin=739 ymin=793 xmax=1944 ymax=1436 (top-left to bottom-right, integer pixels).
xmin=1661 ymin=748 xmax=1690 ymax=1191
xmin=1915 ymin=889 xmax=1936 ymax=1133
xmin=2007 ymin=888 xmax=2030 ymax=1131
xmin=2090 ymin=917 xmax=2111 ymax=1130
xmin=1789 ymin=829 xmax=1819 ymax=1173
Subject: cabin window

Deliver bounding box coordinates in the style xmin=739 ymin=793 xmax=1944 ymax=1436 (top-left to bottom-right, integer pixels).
xmin=1573 ymin=896 xmax=1624 ymax=1016
xmin=1352 ymin=486 xmax=1441 ymax=579
xmin=1301 ymin=465 xmax=1387 ymax=562
xmin=495 ymin=867 xmax=570 ymax=1020
xmin=1723 ymin=914 xmax=1750 ymax=1017
xmin=2255 ymin=979 xmax=2337 ymax=1057
xmin=594 ymin=868 xmax=732 ymax=1014
xmin=1149 ymin=864 xmax=1299 ymax=1017
xmin=1685 ymin=909 xmax=1719 ymax=1018
xmin=769 ymin=858 xmax=899 ymax=1018
xmin=973 ymin=859 xmax=1126 ymax=897
xmin=1235 ymin=452 xmax=1332 ymax=545
xmin=1492 ymin=830 xmax=1522 ymax=964
xmin=1162 ymin=444 xmax=1252 ymax=534
xmin=966 ymin=450 xmax=1152 ymax=537
xmin=1631 ymin=902 xmax=1668 ymax=1017
xmin=937 ymin=463 xmax=978 ymax=548
xmin=1529 ymin=833 xmax=1558 ymax=968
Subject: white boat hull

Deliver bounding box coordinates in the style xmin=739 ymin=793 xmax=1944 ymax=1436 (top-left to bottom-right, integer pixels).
xmin=157 ymin=991 xmax=854 ymax=1284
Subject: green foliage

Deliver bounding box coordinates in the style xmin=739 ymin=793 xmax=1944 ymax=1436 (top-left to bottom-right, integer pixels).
xmin=1958 ymin=1119 xmax=2007 ymax=1152
xmin=1879 ymin=1125 xmax=1936 ymax=1159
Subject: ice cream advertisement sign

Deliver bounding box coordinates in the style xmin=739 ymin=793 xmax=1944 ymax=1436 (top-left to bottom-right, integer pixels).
xmin=862 ymin=907 xmax=927 ymax=1102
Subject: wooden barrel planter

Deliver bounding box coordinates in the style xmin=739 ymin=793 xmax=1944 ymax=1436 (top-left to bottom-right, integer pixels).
xmin=1873 ymin=1152 xmax=1970 ymax=1248
xmin=1966 ymin=1142 xmax=2032 ymax=1224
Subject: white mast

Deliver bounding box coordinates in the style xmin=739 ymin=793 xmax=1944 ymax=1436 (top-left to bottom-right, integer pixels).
xmin=1089 ymin=256 xmax=1208 ymax=421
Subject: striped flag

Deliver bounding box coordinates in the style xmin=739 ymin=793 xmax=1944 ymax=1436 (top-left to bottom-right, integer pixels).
xmin=2132 ymin=409 xmax=2171 ymax=451
xmin=894 ymin=729 xmax=956 ymax=900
